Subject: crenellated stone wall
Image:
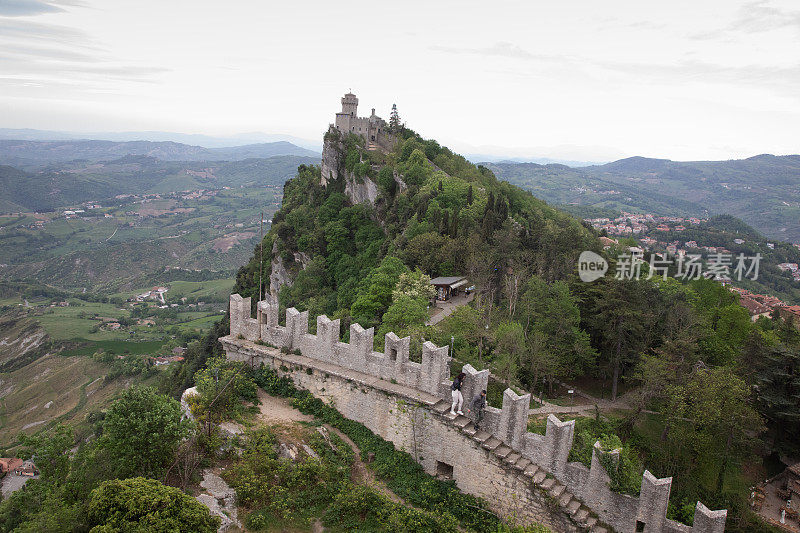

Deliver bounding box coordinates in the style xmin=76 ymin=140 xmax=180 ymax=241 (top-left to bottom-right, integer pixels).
xmin=224 ymin=293 xmax=728 ymax=533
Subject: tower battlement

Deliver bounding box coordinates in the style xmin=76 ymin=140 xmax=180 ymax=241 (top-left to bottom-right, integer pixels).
xmin=332 ymin=91 xmax=392 ymax=148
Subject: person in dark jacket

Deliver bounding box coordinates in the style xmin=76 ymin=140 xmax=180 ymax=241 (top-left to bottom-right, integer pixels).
xmin=450 ymin=372 xmax=465 ymax=415
xmin=468 ymin=390 xmax=487 ymax=430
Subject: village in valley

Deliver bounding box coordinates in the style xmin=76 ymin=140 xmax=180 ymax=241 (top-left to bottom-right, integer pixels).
xmin=585 ymin=212 xmax=800 ymax=323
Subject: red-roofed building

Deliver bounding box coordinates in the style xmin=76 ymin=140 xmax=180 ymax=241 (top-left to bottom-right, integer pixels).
xmin=779 ymin=305 xmax=800 ymax=328
xmin=740 ymin=297 xmax=772 ymax=321
xmin=0 ymin=458 xmax=22 ymax=474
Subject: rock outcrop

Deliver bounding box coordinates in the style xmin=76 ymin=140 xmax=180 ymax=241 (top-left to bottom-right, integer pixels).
xmin=195 ymin=469 xmax=241 ymax=532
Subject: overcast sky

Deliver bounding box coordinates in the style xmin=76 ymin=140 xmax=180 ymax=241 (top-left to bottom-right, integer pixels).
xmin=1 ymin=0 xmax=798 ymax=161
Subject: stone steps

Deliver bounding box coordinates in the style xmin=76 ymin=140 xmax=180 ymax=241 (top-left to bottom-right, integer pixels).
xmin=433 ymin=400 xmax=451 ymax=414
xmin=523 ymin=464 xmax=539 ymax=477
xmin=493 ymin=445 xmax=512 ymax=458
xmin=481 ymin=436 xmax=502 ymax=451
xmin=514 ymin=458 xmax=531 ymax=471
xmin=548 ymin=483 xmax=566 ymax=498
xmin=566 ymin=499 xmax=581 ymax=515
xmin=503 ymin=452 xmax=521 ymax=465
xmin=539 ymin=477 xmax=556 ymax=490
xmin=431 ymin=393 xmax=598 ymax=531
xmin=454 ymin=415 xmax=471 ymax=429
xmin=472 ymin=430 xmax=491 ymax=443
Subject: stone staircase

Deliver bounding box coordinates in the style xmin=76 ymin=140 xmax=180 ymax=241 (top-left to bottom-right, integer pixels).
xmin=432 ymin=399 xmax=609 ymax=533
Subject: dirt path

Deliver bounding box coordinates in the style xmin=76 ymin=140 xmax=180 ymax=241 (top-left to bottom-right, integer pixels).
xmin=324 ymin=424 xmax=404 ymax=504
xmin=256 ymin=389 xmax=404 ymax=504
xmin=256 ymin=388 xmax=314 ymax=424
xmin=528 ymin=379 xmax=635 ymax=416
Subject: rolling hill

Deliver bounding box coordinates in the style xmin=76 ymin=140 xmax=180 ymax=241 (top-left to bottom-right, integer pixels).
xmin=0 ymin=154 xmax=315 ymax=213
xmin=486 ymin=154 xmax=800 ymax=243
xmin=0 ymin=139 xmax=319 ymax=168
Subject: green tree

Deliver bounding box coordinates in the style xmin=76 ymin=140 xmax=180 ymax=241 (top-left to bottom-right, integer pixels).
xmin=493 ymin=321 xmax=525 ymax=385
xmin=756 ymin=343 xmax=800 ymax=453
xmin=581 ymin=278 xmax=657 ymax=400
xmin=378 ymin=294 xmax=428 ymax=336
xmin=351 ymin=256 xmax=409 ymax=328
xmin=99 ymin=386 xmax=190 ymax=479
xmin=393 ymin=269 xmax=436 ymax=302
xmin=389 ymin=103 xmax=401 ymax=132
xmin=666 ymin=367 xmax=763 ymax=493
xmin=87 ymin=477 xmax=220 ymax=533
xmin=18 ymin=424 xmax=73 ymax=481
xmin=399 ymin=148 xmax=433 ymax=187
xmin=192 ymin=357 xmax=258 ymax=427
xmin=517 ymin=276 xmax=596 ymax=388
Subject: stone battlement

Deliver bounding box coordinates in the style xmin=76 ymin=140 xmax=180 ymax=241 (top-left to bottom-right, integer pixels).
xmin=226 ymin=293 xmax=726 ymax=533
xmin=230 ymin=294 xmax=449 ymax=398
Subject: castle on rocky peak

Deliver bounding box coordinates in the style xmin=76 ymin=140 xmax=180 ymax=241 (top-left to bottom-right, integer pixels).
xmin=331 ymin=92 xmax=394 ymax=149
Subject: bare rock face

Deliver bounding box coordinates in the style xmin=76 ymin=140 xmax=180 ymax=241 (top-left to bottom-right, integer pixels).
xmin=320 ymin=133 xmax=341 ymax=186
xmin=269 ymin=256 xmax=291 ymax=297
xmin=320 ymin=128 xmax=378 ymax=206
xmin=278 ymin=442 xmax=299 ymax=461
xmin=180 ymin=386 xmax=199 ymax=421
xmin=344 ymin=174 xmax=379 ymax=206
xmin=196 ymin=469 xmax=241 ymax=532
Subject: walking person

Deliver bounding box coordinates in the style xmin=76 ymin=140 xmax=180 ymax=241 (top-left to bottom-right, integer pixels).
xmin=468 ymin=390 xmax=487 ymax=430
xmin=450 ymin=372 xmax=465 ymax=415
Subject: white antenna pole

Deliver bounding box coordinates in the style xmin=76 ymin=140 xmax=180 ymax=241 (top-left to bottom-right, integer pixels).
xmin=259 ymin=209 xmax=264 ymax=302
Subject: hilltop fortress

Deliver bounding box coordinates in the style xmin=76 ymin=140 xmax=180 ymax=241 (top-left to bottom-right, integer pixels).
xmin=221 ymin=293 xmax=728 ymax=533
xmin=332 ymin=92 xmax=394 ymax=150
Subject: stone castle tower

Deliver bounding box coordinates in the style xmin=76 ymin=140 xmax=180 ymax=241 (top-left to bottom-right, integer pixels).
xmin=333 ymin=92 xmax=392 ymax=149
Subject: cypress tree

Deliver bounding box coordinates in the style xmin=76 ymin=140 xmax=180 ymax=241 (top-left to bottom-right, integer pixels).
xmin=757 ymin=344 xmax=800 ymax=452
xmin=485 ymin=192 xmax=495 ymax=218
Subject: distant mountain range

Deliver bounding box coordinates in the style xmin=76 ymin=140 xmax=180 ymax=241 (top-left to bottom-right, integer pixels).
xmin=0 ymin=138 xmax=319 ymax=168
xmin=0 ymin=128 xmax=322 ymax=151
xmin=464 ymin=154 xmax=601 ymax=167
xmin=486 ymin=153 xmax=800 ymax=243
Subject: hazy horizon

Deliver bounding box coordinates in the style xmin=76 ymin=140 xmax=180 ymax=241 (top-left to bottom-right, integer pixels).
xmin=1 ymin=0 xmax=799 ymax=162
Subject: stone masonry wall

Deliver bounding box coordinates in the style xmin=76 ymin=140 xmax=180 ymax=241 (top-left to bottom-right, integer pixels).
xmin=221 ymin=336 xmax=578 ymax=532
xmin=225 ymin=293 xmax=728 ymax=533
